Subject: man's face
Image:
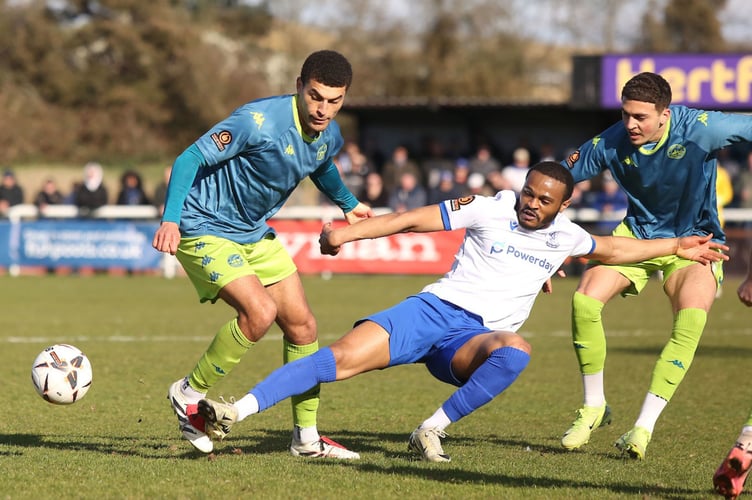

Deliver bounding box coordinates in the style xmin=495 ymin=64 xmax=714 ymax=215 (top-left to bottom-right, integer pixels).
xmin=621 ymin=99 xmax=670 ymax=146
xmin=516 ymin=171 xmax=570 ymax=230
xmin=296 ymin=78 xmax=347 ymax=136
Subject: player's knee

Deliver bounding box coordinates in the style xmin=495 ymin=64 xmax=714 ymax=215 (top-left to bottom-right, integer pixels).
xmin=572 ymin=291 xmax=604 ymax=322
xmin=489 ymin=332 xmax=531 ymax=355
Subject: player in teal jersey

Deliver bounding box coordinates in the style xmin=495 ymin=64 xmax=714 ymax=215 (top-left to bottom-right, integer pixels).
xmin=153 ymin=50 xmax=372 ymax=457
xmin=560 ymin=72 xmax=752 ymax=460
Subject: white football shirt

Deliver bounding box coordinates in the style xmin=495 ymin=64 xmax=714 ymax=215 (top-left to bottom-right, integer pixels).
xmin=422 ymin=191 xmax=595 ymax=332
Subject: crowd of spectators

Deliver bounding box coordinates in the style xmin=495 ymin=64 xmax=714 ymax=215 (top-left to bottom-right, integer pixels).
xmin=3 ymin=142 xmax=752 ymax=230
xmin=0 ymin=162 xmax=170 ymax=218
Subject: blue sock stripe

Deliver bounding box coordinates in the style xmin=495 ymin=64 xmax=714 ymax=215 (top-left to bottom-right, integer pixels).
xmin=442 ymin=346 xmax=530 ymax=422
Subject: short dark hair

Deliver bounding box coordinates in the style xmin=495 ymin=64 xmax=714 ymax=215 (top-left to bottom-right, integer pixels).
xmin=300 ymin=50 xmax=353 ymax=89
xmin=621 ymin=72 xmax=672 ymax=110
xmin=526 ymin=161 xmax=575 ymax=201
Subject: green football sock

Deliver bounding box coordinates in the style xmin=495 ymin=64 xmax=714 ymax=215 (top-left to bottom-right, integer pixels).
xmin=285 ymin=339 xmax=320 ymax=429
xmin=648 ymin=308 xmax=706 ymax=401
xmin=571 ymin=292 xmax=607 ymax=375
xmin=189 ymin=318 xmax=254 ymax=392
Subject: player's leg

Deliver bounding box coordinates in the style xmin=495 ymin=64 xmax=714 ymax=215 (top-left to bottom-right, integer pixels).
xmin=561 ymin=264 xmax=630 ymax=450
xmin=409 ymin=330 xmax=530 ymax=462
xmin=168 ymin=236 xmax=275 ymax=453
xmin=198 ymin=320 xmax=391 ymax=457
xmin=714 ymin=411 xmax=752 ymax=499
xmin=616 ymin=260 xmax=718 ymax=459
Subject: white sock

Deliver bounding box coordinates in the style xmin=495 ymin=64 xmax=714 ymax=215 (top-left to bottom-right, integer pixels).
xmin=582 ymin=372 xmax=605 ymax=407
xmin=420 ymin=407 xmax=452 ymax=432
xmin=739 ymin=426 xmax=752 ymax=443
xmin=234 ymin=393 xmax=260 ymax=422
xmin=294 ymin=425 xmax=320 ymax=444
xmin=181 ymin=377 xmax=205 ymax=403
xmin=634 ymin=392 xmax=667 ymax=433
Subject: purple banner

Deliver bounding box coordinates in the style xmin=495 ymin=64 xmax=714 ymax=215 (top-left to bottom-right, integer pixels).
xmin=602 ymin=54 xmax=752 ymax=109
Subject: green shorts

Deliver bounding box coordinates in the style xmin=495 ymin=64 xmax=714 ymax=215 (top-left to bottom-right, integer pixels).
xmin=589 ymin=222 xmax=724 ymax=297
xmin=176 ymin=234 xmax=297 ymax=303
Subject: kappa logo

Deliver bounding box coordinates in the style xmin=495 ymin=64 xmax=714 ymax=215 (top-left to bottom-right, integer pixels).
xmin=697 ymin=112 xmax=709 ymax=126
xmin=211 ymin=130 xmax=232 ymax=151
xmin=667 ymin=144 xmax=686 ymax=159
xmin=251 ymin=111 xmax=265 ymax=129
xmin=669 ymin=359 xmax=686 ymax=370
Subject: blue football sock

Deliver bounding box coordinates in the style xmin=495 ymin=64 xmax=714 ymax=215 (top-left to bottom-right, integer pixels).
xmin=251 ymin=347 xmax=337 ymax=412
xmin=442 ymin=346 xmax=530 ymax=422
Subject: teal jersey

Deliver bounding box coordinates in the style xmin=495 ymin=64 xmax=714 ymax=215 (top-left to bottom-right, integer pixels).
xmin=165 ymin=94 xmax=350 ymax=243
xmin=565 ymin=105 xmax=752 ymax=242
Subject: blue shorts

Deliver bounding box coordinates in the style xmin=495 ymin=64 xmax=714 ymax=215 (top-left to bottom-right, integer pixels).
xmin=358 ymin=292 xmax=491 ymax=387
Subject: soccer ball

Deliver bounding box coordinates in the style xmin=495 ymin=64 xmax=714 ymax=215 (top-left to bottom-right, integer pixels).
xmin=31 ymin=344 xmax=93 ymax=405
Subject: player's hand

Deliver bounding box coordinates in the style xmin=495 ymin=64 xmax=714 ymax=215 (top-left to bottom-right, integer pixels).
xmin=344 ymin=202 xmax=374 ymax=224
xmin=542 ymin=269 xmax=567 ymax=294
xmin=738 ymin=278 xmax=752 ymax=307
xmin=152 ymin=221 xmax=181 ymax=255
xmin=319 ymin=222 xmax=341 ymax=256
xmin=675 ymin=233 xmax=729 ymax=265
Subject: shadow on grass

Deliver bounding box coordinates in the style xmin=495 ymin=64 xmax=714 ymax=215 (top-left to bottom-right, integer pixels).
xmin=0 ymin=430 xmax=711 ymax=498
xmin=610 ymin=344 xmax=752 ymax=357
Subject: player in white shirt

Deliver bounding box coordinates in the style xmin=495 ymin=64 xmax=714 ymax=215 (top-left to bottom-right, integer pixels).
xmin=195 ymin=161 xmax=727 ymax=462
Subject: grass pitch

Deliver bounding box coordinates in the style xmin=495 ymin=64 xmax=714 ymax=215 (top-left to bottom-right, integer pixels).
xmin=1 ymin=274 xmax=750 ymax=499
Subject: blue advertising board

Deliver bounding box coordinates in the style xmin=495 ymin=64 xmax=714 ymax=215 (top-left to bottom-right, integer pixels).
xmin=0 ymin=220 xmax=162 ymax=270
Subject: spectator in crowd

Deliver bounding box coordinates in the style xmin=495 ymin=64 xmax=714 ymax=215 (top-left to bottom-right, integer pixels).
xmin=34 ymin=178 xmax=65 ymax=211
xmin=466 ymin=172 xmax=492 ymax=197
xmin=468 ymin=144 xmax=502 ymax=178
xmin=116 ymin=169 xmax=151 ymax=206
xmin=358 ymin=171 xmax=390 ymax=209
xmin=501 ymin=147 xmax=531 ymax=192
xmin=591 ymin=171 xmax=628 ymax=234
xmin=453 ymin=158 xmax=471 ymax=194
xmin=486 ymin=169 xmax=511 ymax=193
xmin=0 ymin=169 xmax=25 ymax=215
xmin=428 ymin=170 xmax=463 ymax=205
xmin=337 ymin=141 xmax=370 ymax=198
xmin=389 ymin=171 xmax=427 ymax=213
xmin=421 ymin=138 xmax=455 ymax=190
xmin=73 ymin=161 xmax=109 ymax=215
xmin=569 ymin=179 xmax=598 ymax=210
xmin=716 ymin=163 xmax=734 ymax=229
xmin=382 ymin=145 xmax=423 ymax=194
xmin=152 ymin=166 xmax=172 ymax=217
xmin=735 ymin=151 xmax=752 ymax=228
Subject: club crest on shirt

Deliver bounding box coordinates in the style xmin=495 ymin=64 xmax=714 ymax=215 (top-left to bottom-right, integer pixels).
xmin=546 ymin=231 xmax=560 ymax=249
xmin=565 ymin=150 xmax=580 ymax=168
xmin=317 ymin=144 xmax=328 ymax=161
xmin=211 ymin=130 xmax=233 ymax=151
xmin=667 ymin=144 xmax=686 ymax=159
xmin=450 ymin=196 xmax=475 ymax=211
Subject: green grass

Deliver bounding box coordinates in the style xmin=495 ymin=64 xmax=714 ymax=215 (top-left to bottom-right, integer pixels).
xmin=2 ymin=274 xmax=751 ymax=499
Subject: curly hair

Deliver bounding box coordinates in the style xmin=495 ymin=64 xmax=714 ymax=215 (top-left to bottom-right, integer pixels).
xmin=526 ymin=161 xmax=575 ymax=201
xmin=300 ymin=50 xmax=353 ymax=89
xmin=621 ymin=72 xmax=672 ymax=111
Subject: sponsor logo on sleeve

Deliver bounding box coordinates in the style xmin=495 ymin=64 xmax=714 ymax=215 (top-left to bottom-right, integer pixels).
xmin=450 ymin=196 xmax=475 ymax=211
xmin=565 ymin=150 xmax=580 ymax=168
xmin=211 ymin=130 xmax=233 ymax=151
